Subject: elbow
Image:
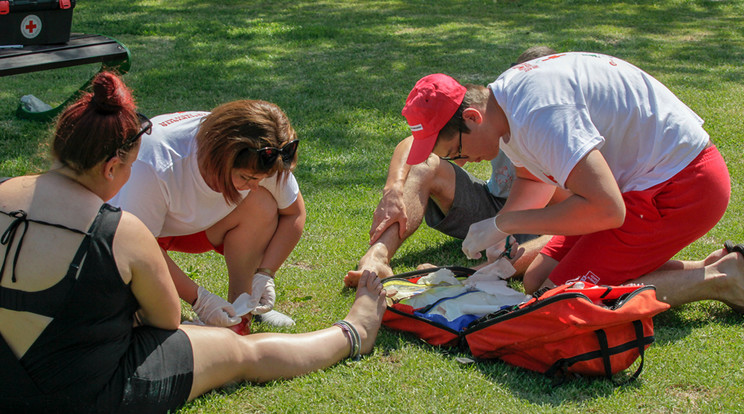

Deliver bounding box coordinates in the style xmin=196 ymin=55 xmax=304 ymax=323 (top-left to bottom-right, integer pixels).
xmin=602 ymin=202 xmax=626 ymax=230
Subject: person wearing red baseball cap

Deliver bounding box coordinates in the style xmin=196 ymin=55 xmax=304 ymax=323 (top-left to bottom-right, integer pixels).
xmin=386 ymin=52 xmax=743 ymax=312
xmin=344 ymin=48 xmax=560 ymax=288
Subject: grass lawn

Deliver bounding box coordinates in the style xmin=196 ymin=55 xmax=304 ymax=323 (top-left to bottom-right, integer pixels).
xmin=2 ymin=0 xmax=743 ymax=412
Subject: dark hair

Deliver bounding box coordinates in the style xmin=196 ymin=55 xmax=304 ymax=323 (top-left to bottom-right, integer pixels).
xmin=514 ymin=46 xmax=557 ymax=66
xmin=196 ymin=100 xmax=298 ymax=205
xmin=52 ymin=72 xmax=140 ymax=173
xmin=437 ymin=84 xmax=490 ymax=143
xmin=437 ymin=46 xmax=557 ymax=144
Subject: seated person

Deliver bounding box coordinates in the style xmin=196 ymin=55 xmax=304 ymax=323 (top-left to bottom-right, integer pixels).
xmin=345 ymin=46 xmax=560 ymax=287
xmin=0 ymin=71 xmax=387 ymax=413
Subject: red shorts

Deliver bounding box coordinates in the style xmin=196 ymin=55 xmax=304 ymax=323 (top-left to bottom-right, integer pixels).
xmin=157 ymin=231 xmax=225 ymax=255
xmin=544 ymin=145 xmax=730 ymax=286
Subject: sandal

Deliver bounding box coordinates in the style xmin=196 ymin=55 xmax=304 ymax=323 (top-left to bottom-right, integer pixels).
xmin=724 ymin=240 xmax=744 ymax=256
xmin=333 ymin=320 xmax=361 ymax=361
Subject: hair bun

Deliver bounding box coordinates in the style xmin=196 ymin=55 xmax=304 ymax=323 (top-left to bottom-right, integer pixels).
xmin=91 ymin=72 xmax=134 ymax=114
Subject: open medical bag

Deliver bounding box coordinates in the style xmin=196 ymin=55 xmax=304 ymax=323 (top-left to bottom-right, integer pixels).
xmin=0 ymin=0 xmax=76 ymax=46
xmin=382 ymin=266 xmax=671 ymax=381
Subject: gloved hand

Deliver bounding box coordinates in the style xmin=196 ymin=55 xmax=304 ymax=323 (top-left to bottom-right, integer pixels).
xmin=250 ymin=272 xmax=276 ymax=315
xmin=485 ymin=236 xmax=518 ymax=263
xmin=462 ymin=216 xmax=508 ymax=260
xmin=192 ymin=286 xmax=242 ymax=327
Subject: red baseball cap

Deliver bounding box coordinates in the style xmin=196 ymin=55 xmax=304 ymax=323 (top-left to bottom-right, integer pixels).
xmin=401 ymin=73 xmax=466 ymax=165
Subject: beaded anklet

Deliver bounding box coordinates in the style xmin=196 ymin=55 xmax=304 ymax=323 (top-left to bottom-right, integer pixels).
xmin=333 ymin=320 xmax=361 ymax=361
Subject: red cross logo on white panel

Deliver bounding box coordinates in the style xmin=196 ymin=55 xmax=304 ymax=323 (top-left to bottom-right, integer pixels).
xmin=21 ymin=15 xmax=42 ymax=39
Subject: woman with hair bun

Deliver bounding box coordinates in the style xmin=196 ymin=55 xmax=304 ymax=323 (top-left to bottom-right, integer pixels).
xmin=0 ymin=72 xmax=387 ymax=413
xmin=110 ymin=99 xmax=306 ymax=328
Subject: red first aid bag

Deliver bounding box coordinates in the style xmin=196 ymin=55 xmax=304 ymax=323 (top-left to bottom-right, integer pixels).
xmin=382 ymin=267 xmax=671 ymax=382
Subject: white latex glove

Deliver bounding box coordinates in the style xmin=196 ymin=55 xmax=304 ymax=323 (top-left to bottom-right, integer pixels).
xmin=250 ymin=273 xmax=276 ymax=315
xmin=462 ymin=216 xmax=508 ymax=260
xmin=192 ymin=286 xmax=242 ymax=327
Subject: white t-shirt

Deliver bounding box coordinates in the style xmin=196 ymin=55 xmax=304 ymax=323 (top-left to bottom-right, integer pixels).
xmin=489 ymin=52 xmax=710 ymax=192
xmin=109 ymin=111 xmax=300 ymax=237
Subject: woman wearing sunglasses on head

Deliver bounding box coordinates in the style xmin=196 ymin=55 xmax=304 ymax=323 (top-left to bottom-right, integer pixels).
xmin=110 ymin=99 xmax=306 ymax=328
xmin=0 ymin=71 xmax=387 ymax=413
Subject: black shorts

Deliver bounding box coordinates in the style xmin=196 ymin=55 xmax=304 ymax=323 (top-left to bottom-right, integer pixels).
xmin=100 ymin=327 xmax=194 ymax=414
xmin=423 ymin=163 xmax=537 ymax=244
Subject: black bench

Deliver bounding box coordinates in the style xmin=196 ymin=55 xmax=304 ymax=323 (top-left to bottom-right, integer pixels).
xmin=0 ymin=33 xmax=130 ymax=121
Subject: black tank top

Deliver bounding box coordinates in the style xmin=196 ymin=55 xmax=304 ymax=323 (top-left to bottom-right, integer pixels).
xmin=0 ymin=178 xmax=139 ymax=404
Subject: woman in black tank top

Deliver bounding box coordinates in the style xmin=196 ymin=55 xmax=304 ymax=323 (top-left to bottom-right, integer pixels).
xmin=0 ymin=72 xmax=387 ymax=413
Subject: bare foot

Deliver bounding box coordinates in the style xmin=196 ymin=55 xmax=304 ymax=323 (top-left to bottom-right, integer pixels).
xmin=416 ymin=263 xmax=438 ymax=271
xmin=343 ymin=270 xmax=387 ymax=354
xmin=344 ymin=244 xmax=394 ymax=288
xmin=716 ymin=252 xmax=744 ymax=313
xmin=704 ymin=246 xmax=730 ymax=266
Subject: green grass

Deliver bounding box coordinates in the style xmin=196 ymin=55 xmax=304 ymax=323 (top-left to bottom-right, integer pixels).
xmin=2 ymin=0 xmax=744 ymax=412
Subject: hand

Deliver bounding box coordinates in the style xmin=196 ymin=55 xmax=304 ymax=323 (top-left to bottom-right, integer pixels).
xmin=369 ymin=187 xmax=408 ymax=244
xmin=192 ymin=286 xmax=242 ymax=327
xmin=462 ymin=216 xmax=508 ymax=260
xmin=485 ymin=237 xmax=519 ymax=263
xmin=250 ymin=273 xmax=276 ymax=315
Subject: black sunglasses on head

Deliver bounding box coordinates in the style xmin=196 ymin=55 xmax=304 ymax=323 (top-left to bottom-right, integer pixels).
xmin=249 ymin=139 xmax=300 ymax=170
xmin=108 ymin=113 xmax=152 ymax=160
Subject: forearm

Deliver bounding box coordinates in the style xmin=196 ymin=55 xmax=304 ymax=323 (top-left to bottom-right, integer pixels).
xmin=497 ymin=194 xmax=624 ymax=237
xmin=384 ymin=136 xmax=415 ymax=192
xmin=162 ymin=248 xmax=199 ymax=305
xmin=499 ymin=159 xmax=625 ymax=236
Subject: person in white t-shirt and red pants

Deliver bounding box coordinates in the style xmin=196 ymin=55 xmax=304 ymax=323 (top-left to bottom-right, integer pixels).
xmin=111 ymin=100 xmax=305 ymax=328
xmin=401 ymin=52 xmax=743 ymax=312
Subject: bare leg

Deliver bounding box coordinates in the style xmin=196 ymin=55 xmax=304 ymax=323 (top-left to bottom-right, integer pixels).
xmin=206 ymin=187 xmax=277 ymax=302
xmin=634 ymin=250 xmax=744 ymax=310
xmin=183 ymin=270 xmax=387 ymax=400
xmin=522 ymin=252 xmax=558 ymax=294
xmin=345 ymin=156 xmax=457 ymax=287
xmin=501 ymin=235 xmax=551 ymax=278
xmin=655 ymin=245 xmax=728 ymax=271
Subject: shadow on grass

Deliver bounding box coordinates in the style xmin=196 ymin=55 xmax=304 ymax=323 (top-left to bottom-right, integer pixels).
xmin=390 ymin=238 xmax=474 ymax=270
xmin=4 ymin=0 xmax=743 ymax=180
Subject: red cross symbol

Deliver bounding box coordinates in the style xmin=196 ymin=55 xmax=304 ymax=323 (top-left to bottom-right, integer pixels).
xmin=25 ymin=19 xmax=37 ymax=34
xmin=21 ymin=14 xmax=41 ymax=39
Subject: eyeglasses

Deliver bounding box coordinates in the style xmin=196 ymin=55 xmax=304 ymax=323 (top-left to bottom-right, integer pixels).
xmin=108 ymin=113 xmax=152 ymax=160
xmin=249 ymin=139 xmax=300 ymax=170
xmin=439 ymin=129 xmax=467 ymax=161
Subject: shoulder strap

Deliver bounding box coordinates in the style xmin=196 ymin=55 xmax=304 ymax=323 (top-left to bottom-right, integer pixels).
xmin=1 ymin=210 xmax=89 ymax=284
xmin=0 ymin=205 xmax=110 ymax=317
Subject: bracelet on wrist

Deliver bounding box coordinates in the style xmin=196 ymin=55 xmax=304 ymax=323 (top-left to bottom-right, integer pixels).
xmin=256 ymin=267 xmax=276 ymax=278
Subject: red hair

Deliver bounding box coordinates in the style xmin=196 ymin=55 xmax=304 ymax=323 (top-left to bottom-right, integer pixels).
xmin=52 ymin=71 xmax=140 ymax=173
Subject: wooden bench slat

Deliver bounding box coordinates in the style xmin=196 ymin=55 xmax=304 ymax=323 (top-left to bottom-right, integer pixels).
xmin=0 ymin=34 xmax=128 ymax=76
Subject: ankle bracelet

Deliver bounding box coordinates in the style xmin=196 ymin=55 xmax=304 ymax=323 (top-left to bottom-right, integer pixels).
xmin=333 ymin=320 xmax=361 ymax=361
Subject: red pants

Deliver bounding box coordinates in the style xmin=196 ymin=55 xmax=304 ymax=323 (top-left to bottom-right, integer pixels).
xmin=545 ymin=145 xmax=730 ymax=285
xmin=157 ymin=231 xmax=225 ymax=255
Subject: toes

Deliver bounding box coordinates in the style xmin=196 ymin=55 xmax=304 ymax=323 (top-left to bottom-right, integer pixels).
xmin=724 ymin=240 xmax=744 ymax=257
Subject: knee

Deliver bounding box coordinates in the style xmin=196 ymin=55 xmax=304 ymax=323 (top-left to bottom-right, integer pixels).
xmin=239 ymin=187 xmax=279 ymax=224
xmin=409 ymin=157 xmax=454 ymax=197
